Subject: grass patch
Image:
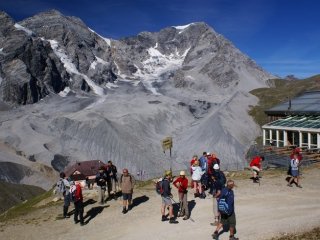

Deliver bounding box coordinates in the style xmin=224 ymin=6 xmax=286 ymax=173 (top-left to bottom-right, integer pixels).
xmin=0 ymin=189 xmax=54 ymax=222
xmin=270 ymin=227 xmax=320 ymax=240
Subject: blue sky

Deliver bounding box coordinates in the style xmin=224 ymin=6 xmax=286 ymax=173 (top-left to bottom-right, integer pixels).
xmin=1 ymin=0 xmax=319 ymax=78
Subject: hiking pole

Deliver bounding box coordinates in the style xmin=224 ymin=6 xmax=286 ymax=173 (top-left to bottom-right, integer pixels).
xmin=170 ymin=197 xmax=195 ymax=222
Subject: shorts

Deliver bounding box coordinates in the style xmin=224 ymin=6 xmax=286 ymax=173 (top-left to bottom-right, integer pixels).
xmin=162 ymin=196 xmax=172 ymax=206
xmin=221 ymin=212 xmax=236 ymax=228
xmin=251 ymin=166 xmax=260 ymax=173
xmin=291 ymin=169 xmax=299 ymax=177
xmin=122 ymin=193 xmax=132 ymax=201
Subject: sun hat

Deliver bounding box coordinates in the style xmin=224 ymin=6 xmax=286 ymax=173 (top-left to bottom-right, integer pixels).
xmin=213 ymin=164 xmax=220 ymax=170
xmin=180 ymin=170 xmax=186 ymax=176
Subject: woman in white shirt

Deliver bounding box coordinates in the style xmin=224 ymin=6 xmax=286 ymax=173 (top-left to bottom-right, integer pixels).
xmin=191 ymin=160 xmax=205 ymax=198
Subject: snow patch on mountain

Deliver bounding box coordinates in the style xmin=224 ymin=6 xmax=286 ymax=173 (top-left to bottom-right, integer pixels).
xmin=58 ymin=87 xmax=71 ymax=97
xmin=173 ymin=23 xmax=193 ymax=30
xmin=48 ymin=39 xmax=105 ymax=96
xmin=134 ymin=46 xmax=191 ymax=94
xmin=88 ymin=27 xmax=111 ymax=46
xmin=14 ymin=23 xmax=34 ymax=36
xmin=90 ymin=56 xmax=109 ymax=70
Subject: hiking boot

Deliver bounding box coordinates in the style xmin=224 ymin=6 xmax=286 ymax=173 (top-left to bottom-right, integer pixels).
xmin=287 ymin=184 xmax=293 ymax=187
xmin=74 ymin=220 xmax=79 ymax=224
xmin=80 ymin=222 xmax=86 ymax=226
xmin=178 ymin=212 xmax=184 ymax=217
xmin=229 ymin=236 xmax=239 ymax=240
xmin=122 ymin=208 xmax=127 ymax=214
xmin=169 ymin=217 xmax=178 ymax=224
xmin=183 ymin=216 xmax=189 ymax=220
xmin=297 ymin=185 xmax=302 ymax=188
xmin=161 ymin=215 xmax=168 ymax=222
xmin=212 ymin=232 xmax=219 ymax=240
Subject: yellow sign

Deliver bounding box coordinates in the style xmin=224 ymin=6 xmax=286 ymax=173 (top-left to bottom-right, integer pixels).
xmin=162 ymin=137 xmax=173 ymax=151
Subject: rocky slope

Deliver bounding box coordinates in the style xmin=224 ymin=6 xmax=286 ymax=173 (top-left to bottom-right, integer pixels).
xmin=0 ymin=10 xmax=275 ymax=188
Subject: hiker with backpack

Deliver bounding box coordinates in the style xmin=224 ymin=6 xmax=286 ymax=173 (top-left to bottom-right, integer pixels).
xmin=56 ymin=172 xmax=71 ymax=218
xmin=95 ymin=166 xmax=109 ymax=204
xmin=173 ymin=170 xmax=189 ymax=220
xmin=160 ymin=170 xmax=178 ymax=224
xmin=70 ymin=181 xmax=85 ymax=226
xmin=191 ymin=160 xmax=205 ymax=198
xmin=249 ymin=155 xmax=264 ymax=183
xmin=119 ymin=168 xmax=135 ymax=214
xmin=212 ymin=179 xmax=239 ymax=240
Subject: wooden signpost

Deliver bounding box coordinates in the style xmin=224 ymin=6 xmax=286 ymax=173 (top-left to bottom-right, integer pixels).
xmin=162 ymin=137 xmax=173 ymax=171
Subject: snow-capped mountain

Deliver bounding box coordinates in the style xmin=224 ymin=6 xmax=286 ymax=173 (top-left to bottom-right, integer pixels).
xmin=0 ymin=10 xmax=275 ymax=188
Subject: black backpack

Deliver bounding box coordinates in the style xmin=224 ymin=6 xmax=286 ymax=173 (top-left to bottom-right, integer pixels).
xmin=155 ymin=179 xmax=164 ymax=195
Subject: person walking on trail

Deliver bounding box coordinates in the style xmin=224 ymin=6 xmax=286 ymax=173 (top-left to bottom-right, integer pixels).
xmin=199 ymin=152 xmax=209 ymax=189
xmin=191 ymin=160 xmax=205 ymax=198
xmin=161 ymin=170 xmax=178 ymax=224
xmin=70 ymin=181 xmax=85 ymax=226
xmin=120 ymin=168 xmax=135 ymax=214
xmin=210 ymin=170 xmax=223 ymax=226
xmin=249 ymin=156 xmax=264 ymax=183
xmin=95 ymin=167 xmax=109 ymax=204
xmin=212 ymin=180 xmax=238 ymax=240
xmin=106 ymin=160 xmax=118 ymax=200
xmin=287 ymin=154 xmax=302 ymax=188
xmin=56 ymin=172 xmax=71 ymax=218
xmin=173 ymin=170 xmax=189 ymax=220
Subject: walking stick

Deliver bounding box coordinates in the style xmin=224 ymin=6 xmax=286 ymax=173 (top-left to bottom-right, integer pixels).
xmin=170 ymin=197 xmax=195 ymax=222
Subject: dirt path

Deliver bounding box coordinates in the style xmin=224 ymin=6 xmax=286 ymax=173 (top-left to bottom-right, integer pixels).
xmin=1 ymin=167 xmax=320 ymax=240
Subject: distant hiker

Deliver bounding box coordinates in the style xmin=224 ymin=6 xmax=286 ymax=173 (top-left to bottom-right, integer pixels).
xmin=250 ymin=156 xmax=264 ymax=183
xmin=160 ymin=170 xmax=178 ymax=224
xmin=213 ymin=164 xmax=226 ymax=187
xmin=210 ymin=172 xmax=223 ymax=226
xmin=190 ymin=155 xmax=198 ymax=174
xmin=56 ymin=172 xmax=71 ymax=218
xmin=199 ymin=152 xmax=209 ymax=188
xmin=191 ymin=160 xmax=205 ymax=198
xmin=207 ymin=153 xmax=220 ymax=177
xmin=95 ymin=166 xmax=109 ymax=204
xmin=107 ymin=160 xmax=118 ymax=199
xmin=86 ymin=177 xmax=91 ymax=190
xmin=212 ymin=180 xmax=238 ymax=240
xmin=173 ymin=170 xmax=189 ymax=220
xmin=70 ymin=181 xmax=85 ymax=226
xmin=287 ymin=154 xmax=302 ymax=188
xmin=120 ymin=168 xmax=135 ymax=214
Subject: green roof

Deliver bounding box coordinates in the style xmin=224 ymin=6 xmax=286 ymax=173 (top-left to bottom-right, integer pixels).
xmin=264 ymin=115 xmax=320 ymax=129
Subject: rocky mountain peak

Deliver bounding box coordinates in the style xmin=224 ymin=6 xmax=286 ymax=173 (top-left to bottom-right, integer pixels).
xmin=0 ymin=11 xmax=15 ymax=36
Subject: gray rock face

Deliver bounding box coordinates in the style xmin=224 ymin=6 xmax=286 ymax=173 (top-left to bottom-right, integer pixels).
xmin=0 ymin=11 xmax=69 ymax=104
xmin=0 ymin=10 xmax=276 ymax=188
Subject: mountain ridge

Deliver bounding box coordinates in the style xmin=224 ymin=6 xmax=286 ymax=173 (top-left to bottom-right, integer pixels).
xmin=0 ymin=9 xmax=275 ymax=188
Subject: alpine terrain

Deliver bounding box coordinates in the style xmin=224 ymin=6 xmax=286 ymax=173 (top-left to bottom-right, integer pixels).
xmin=0 ymin=10 xmax=275 ymax=189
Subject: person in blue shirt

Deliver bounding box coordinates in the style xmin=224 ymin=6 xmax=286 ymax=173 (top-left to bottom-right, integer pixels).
xmin=212 ymin=179 xmax=238 ymax=240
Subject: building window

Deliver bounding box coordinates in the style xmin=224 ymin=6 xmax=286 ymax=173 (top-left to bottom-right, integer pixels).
xmin=311 ymin=133 xmax=317 ymax=148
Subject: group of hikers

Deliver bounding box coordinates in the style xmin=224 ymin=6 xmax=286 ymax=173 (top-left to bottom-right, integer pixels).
xmin=56 ymin=160 xmax=135 ymax=226
xmin=56 ymin=146 xmax=305 ymax=240
xmin=158 ymin=150 xmax=238 ymax=240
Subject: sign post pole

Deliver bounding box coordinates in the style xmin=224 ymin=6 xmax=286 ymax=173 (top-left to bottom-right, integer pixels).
xmin=161 ymin=137 xmax=173 ymax=172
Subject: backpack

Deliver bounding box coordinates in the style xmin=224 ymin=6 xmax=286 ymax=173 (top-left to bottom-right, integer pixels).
xmin=217 ymin=171 xmax=226 ymax=187
xmin=120 ymin=174 xmax=132 ymax=183
xmin=70 ymin=185 xmax=77 ymax=202
xmin=218 ymin=190 xmax=231 ymax=215
xmin=155 ymin=178 xmax=164 ymax=195
xmin=56 ymin=178 xmax=66 ymax=194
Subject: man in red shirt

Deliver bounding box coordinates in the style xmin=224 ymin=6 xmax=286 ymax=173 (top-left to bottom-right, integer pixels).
xmin=250 ymin=156 xmax=264 ymax=183
xmin=173 ymin=171 xmax=189 ymax=220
